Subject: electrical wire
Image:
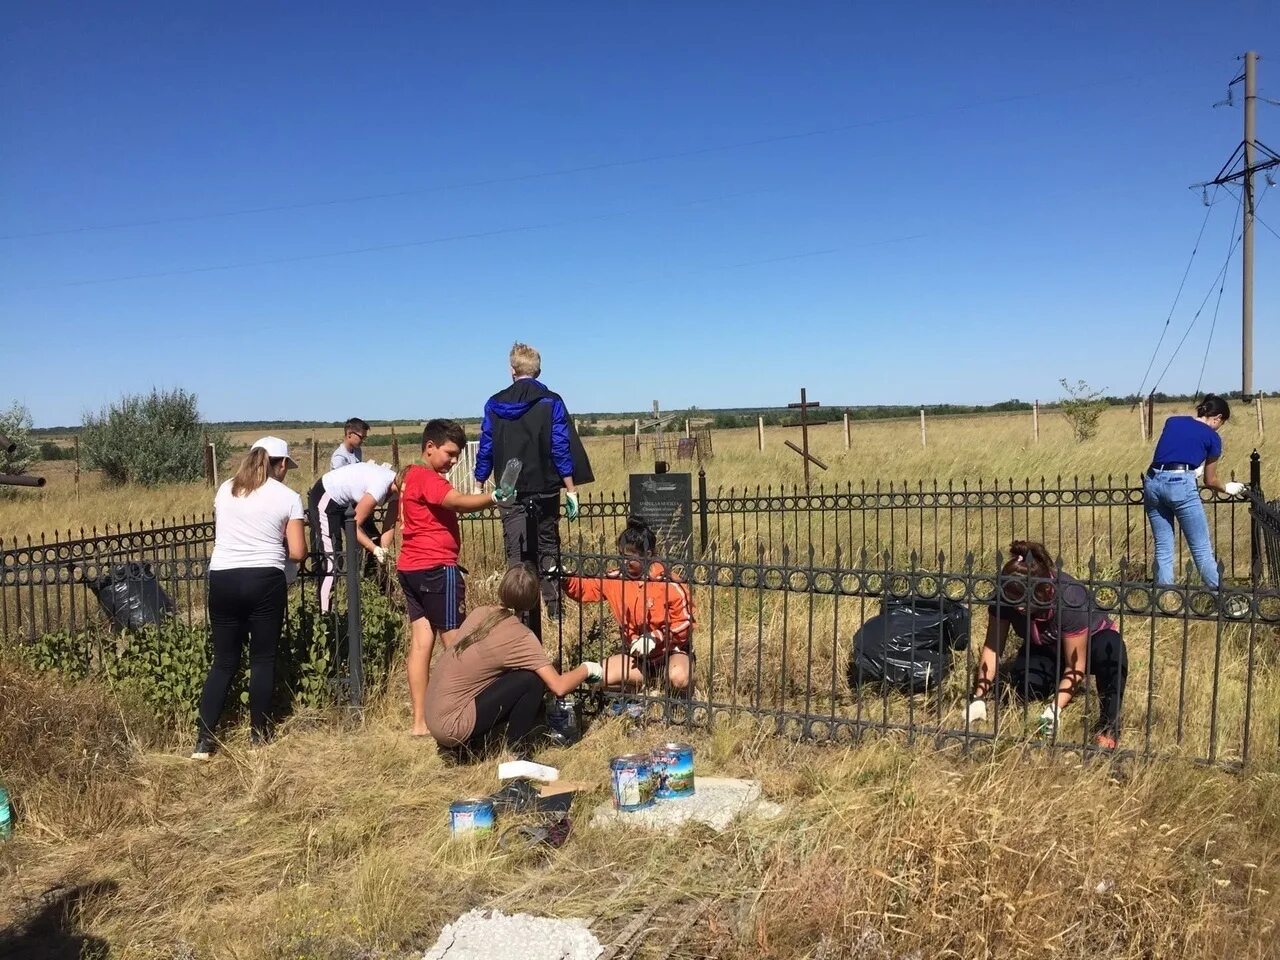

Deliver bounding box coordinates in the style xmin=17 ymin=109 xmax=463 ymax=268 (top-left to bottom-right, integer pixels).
xmin=1150 ymin=190 xmax=1244 ymax=395
xmin=1133 ymin=188 xmax=1219 ymax=400
xmin=0 ymin=66 xmax=1203 ymax=242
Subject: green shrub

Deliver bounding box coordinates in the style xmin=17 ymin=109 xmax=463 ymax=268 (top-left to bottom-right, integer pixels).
xmin=0 ymin=400 xmax=38 ymax=477
xmin=1059 ymin=378 xmax=1107 ymax=443
xmin=81 ymin=388 xmax=227 ymax=486
xmin=15 ymin=580 xmax=405 ymax=726
xmin=37 ymin=441 xmax=76 ymax=461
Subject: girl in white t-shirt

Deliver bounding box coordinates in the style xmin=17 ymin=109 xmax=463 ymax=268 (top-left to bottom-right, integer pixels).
xmin=194 ymin=437 xmax=307 ymax=759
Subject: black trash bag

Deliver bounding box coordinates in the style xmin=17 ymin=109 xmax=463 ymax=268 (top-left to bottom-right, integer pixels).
xmin=848 ymin=596 xmax=970 ymax=695
xmin=89 ymin=562 xmax=175 ymax=630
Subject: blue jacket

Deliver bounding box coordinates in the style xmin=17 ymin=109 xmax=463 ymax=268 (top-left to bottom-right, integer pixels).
xmin=476 ymin=378 xmax=594 ymax=496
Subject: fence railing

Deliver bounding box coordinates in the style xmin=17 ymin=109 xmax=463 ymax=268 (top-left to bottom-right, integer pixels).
xmin=3 ymin=457 xmax=1277 ymax=768
xmin=549 ymin=541 xmax=1280 ymax=771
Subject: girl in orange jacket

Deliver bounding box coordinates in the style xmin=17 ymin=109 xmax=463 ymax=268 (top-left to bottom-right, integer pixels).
xmin=561 ymin=516 xmax=694 ymax=691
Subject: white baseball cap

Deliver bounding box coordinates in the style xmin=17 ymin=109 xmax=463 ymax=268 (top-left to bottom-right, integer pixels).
xmin=251 ymin=436 xmax=299 ymax=468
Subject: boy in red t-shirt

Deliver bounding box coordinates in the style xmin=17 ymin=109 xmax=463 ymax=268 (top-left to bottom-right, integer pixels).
xmin=397 ymin=419 xmax=513 ymax=736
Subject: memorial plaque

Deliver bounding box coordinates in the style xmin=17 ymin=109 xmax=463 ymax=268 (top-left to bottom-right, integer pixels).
xmin=629 ymin=473 xmax=694 ymax=560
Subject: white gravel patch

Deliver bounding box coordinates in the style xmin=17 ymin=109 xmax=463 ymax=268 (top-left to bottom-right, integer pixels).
xmin=422 ymin=908 xmax=603 ymax=960
xmin=589 ymin=777 xmax=783 ymax=833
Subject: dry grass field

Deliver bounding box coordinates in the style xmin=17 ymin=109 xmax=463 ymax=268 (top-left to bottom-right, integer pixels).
xmin=5 ymin=401 xmax=1273 ymax=540
xmin=3 ymin=402 xmax=1280 ymax=958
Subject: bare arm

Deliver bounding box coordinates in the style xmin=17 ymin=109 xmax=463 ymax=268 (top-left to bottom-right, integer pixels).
xmin=563 ymin=476 xmax=576 ymax=494
xmin=1053 ymin=630 xmax=1089 ymax=710
xmin=285 ymin=519 xmax=307 ymax=563
xmin=442 ymin=489 xmax=497 ymax=513
xmin=972 ymin=615 xmax=1010 ymax=699
xmin=535 ymin=662 xmax=590 ymax=697
xmin=1202 ymin=457 xmax=1227 ymax=494
xmin=354 ymin=494 xmax=381 ymax=553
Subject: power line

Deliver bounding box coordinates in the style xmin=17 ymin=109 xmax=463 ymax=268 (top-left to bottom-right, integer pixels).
xmin=1 ymin=65 xmax=1203 ymax=242
xmin=42 ymin=189 xmax=761 ymax=287
xmin=1150 ymin=190 xmax=1244 ymax=395
xmin=1133 ymin=189 xmax=1219 ymax=400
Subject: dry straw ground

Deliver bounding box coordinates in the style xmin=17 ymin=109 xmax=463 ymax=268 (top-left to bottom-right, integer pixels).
xmin=2 ymin=403 xmax=1280 ymax=958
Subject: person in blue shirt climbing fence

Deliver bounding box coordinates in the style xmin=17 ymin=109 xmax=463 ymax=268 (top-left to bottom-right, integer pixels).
xmin=1143 ymin=394 xmax=1245 ymax=589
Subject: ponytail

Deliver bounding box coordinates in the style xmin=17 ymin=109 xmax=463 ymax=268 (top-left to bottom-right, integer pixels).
xmin=1196 ymin=394 xmax=1231 ymax=422
xmin=231 ymin=447 xmax=271 ymax=497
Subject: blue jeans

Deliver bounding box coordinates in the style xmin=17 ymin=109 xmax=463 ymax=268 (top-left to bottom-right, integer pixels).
xmin=1143 ymin=470 xmax=1219 ymax=588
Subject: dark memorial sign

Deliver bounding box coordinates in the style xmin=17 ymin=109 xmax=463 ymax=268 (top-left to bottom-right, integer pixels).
xmin=628 ymin=473 xmax=694 ymax=561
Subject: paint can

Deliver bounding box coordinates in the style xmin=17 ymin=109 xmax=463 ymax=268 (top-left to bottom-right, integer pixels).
xmin=652 ymin=742 xmax=695 ymax=799
xmin=449 ymin=798 xmax=495 ymax=837
xmin=609 ymin=754 xmax=656 ymax=812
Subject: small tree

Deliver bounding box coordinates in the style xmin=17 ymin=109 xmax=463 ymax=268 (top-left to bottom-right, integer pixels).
xmin=82 ymin=388 xmax=226 ymax=486
xmin=0 ymin=401 xmax=38 ymax=476
xmin=1059 ymin=378 xmax=1107 ymax=442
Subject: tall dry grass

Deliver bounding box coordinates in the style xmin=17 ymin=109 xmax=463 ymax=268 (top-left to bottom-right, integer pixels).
xmin=1 ymin=659 xmax=1278 ymax=959
xmin=4 ymin=401 xmax=1273 ymax=542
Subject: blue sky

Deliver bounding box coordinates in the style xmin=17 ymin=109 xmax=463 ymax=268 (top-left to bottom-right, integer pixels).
xmin=3 ymin=2 xmax=1278 ymax=426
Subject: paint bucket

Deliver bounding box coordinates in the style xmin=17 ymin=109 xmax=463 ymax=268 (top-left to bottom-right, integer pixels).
xmin=609 ymin=754 xmax=656 ymax=812
xmin=652 ymin=742 xmax=695 ymax=799
xmin=449 ymin=798 xmax=495 ymax=837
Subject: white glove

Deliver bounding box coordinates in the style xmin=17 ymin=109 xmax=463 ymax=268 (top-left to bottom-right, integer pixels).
xmin=629 ymin=634 xmax=658 ymax=658
xmin=581 ymin=661 xmax=604 ymax=684
xmin=965 ymin=699 xmax=987 ymax=723
xmin=372 ymin=546 xmax=387 ymax=565
xmin=564 ymin=490 xmax=580 ymax=521
xmin=1037 ymin=703 xmax=1060 ymax=734
xmin=1224 ymin=481 xmax=1246 ymax=497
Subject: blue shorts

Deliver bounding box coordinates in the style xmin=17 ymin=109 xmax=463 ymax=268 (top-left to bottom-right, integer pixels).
xmin=398 ymin=566 xmax=466 ymax=631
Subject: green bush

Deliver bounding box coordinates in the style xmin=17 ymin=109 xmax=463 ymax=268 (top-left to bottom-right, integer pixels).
xmin=0 ymin=400 xmax=38 ymax=477
xmin=81 ymin=388 xmax=227 ymax=487
xmin=14 ymin=580 xmax=405 ymax=726
xmin=38 ymin=441 xmax=76 ymax=461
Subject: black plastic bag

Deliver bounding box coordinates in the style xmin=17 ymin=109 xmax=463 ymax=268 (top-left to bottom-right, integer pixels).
xmin=848 ymin=596 xmax=970 ymax=695
xmin=89 ymin=562 xmax=174 ymax=630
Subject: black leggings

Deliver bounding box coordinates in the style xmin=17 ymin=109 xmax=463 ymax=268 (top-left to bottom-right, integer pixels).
xmin=1004 ymin=629 xmax=1128 ymax=735
xmin=198 ymin=567 xmax=287 ymax=737
xmin=465 ymin=670 xmax=546 ymax=751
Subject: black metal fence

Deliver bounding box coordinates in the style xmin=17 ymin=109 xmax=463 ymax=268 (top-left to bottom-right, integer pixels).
xmin=3 ymin=458 xmax=1279 ymax=769
xmin=549 ymin=541 xmax=1280 ymax=770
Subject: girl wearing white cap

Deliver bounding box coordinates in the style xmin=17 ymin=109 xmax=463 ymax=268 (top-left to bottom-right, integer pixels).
xmin=193 ymin=437 xmax=307 ymax=759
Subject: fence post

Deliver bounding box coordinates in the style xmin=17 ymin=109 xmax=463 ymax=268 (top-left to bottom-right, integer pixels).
xmin=202 ymin=435 xmax=215 ymax=487
xmin=390 ymin=425 xmax=400 ymax=470
xmin=843 ymin=412 xmax=850 ymax=450
xmin=919 ymin=409 xmax=926 ymax=449
xmin=1032 ymin=400 xmax=1039 ymax=443
xmin=1256 ymin=394 xmax=1265 ymax=441
xmin=757 ymin=416 xmax=764 ymax=451
xmin=1250 ymin=449 xmax=1263 ymax=587
xmin=311 ymin=436 xmax=319 ymax=475
xmin=1145 ymin=397 xmax=1155 ymax=441
xmin=697 ymin=468 xmax=709 ymax=555
xmin=344 ymin=507 xmax=365 ymax=708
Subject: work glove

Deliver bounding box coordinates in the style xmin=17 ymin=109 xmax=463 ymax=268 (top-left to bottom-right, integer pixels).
xmin=1224 ymin=481 xmax=1246 ymax=497
xmin=564 ymin=490 xmax=580 ymax=521
xmin=629 ymin=634 xmax=659 ymax=658
xmin=372 ymin=546 xmax=387 ymax=565
xmin=1037 ymin=703 xmax=1060 ymax=736
xmin=965 ymin=699 xmax=987 ymax=724
xmin=492 ymin=485 xmax=516 ymax=505
xmin=581 ymin=661 xmax=604 ymax=685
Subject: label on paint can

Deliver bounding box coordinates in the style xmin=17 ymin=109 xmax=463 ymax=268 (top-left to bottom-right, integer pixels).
xmin=652 ymin=742 xmax=696 ymax=799
xmin=609 ymin=754 xmax=656 ymax=811
xmin=449 ymin=798 xmax=495 ymax=837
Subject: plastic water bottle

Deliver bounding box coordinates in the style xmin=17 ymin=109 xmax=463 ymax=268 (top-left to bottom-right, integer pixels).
xmin=0 ymin=784 xmax=12 ymax=839
xmin=498 ymin=458 xmax=523 ymax=492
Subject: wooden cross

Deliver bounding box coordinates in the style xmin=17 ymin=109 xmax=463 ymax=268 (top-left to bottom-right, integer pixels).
xmin=785 ymin=386 xmax=828 ymax=492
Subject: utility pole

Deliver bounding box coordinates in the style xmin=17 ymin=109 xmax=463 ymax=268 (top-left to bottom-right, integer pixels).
xmin=1244 ymin=51 xmax=1257 ymax=398
xmin=1197 ymin=52 xmax=1280 ymax=400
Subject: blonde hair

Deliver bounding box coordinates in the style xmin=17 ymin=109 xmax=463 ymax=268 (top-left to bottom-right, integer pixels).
xmin=509 ymin=342 xmax=541 ymax=378
xmin=231 ymin=447 xmax=272 ymax=497
xmin=451 ymin=565 xmax=541 ymax=657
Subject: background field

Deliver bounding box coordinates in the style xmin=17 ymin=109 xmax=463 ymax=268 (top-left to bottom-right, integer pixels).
xmin=3 ymin=400 xmax=1272 ymax=541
